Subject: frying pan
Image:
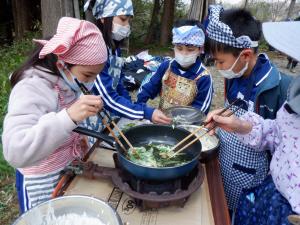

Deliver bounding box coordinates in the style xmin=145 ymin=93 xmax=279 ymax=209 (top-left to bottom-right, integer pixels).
xmin=74 ymin=124 xmax=202 ymax=181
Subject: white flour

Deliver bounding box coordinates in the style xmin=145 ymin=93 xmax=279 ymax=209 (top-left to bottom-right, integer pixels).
xmin=45 ymin=212 xmax=106 ymax=225
xmin=40 ymin=204 xmax=108 ymax=225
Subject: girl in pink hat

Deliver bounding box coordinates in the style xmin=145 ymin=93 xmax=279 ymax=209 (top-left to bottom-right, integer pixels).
xmin=2 ymin=17 xmax=107 ymax=213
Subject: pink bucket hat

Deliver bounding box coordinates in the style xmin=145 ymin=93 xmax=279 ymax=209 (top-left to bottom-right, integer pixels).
xmin=34 ymin=17 xmax=107 ymax=65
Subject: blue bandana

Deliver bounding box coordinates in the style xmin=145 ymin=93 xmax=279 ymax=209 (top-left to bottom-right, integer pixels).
xmin=84 ymin=0 xmax=134 ymax=19
xmin=206 ymin=5 xmax=258 ymax=48
xmin=172 ymin=25 xmax=205 ymax=47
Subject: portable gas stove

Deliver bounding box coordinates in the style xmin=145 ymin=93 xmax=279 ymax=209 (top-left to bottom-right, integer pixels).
xmin=66 ymin=153 xmax=204 ymax=210
xmin=63 ymin=148 xmax=230 ymax=225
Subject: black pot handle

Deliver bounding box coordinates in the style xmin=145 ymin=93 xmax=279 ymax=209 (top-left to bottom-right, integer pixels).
xmin=73 ymin=126 xmax=116 ymax=147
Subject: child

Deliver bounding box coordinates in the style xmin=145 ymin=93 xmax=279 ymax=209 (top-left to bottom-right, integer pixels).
xmin=205 ymin=75 xmax=300 ymax=224
xmin=137 ymin=19 xmax=213 ymax=114
xmin=206 ymin=20 xmax=300 ymax=225
xmin=84 ymin=0 xmax=170 ymax=124
xmin=205 ymin=5 xmax=292 ymax=213
xmin=84 ymin=0 xmax=133 ymax=99
xmin=2 ymin=17 xmax=107 ymax=213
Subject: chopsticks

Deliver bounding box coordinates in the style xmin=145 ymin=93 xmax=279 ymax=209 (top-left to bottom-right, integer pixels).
xmin=169 ymin=99 xmax=240 ymax=153
xmin=74 ymin=79 xmax=135 ymax=152
xmin=170 ymin=106 xmax=241 ymax=158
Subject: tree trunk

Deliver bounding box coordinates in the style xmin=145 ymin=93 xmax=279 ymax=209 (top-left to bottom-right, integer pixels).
xmin=144 ymin=0 xmax=161 ymax=44
xmin=243 ymin=0 xmax=249 ymax=9
xmin=11 ymin=0 xmax=32 ymax=39
xmin=0 ymin=0 xmax=13 ymax=43
xmin=188 ymin=0 xmax=204 ymax=20
xmin=188 ymin=0 xmax=214 ymax=22
xmin=286 ymin=0 xmax=296 ymax=19
xmin=73 ymin=0 xmax=80 ymax=19
xmin=270 ymin=0 xmax=288 ymax=21
xmin=160 ymin=0 xmax=175 ymax=46
xmin=41 ymin=0 xmax=75 ymax=38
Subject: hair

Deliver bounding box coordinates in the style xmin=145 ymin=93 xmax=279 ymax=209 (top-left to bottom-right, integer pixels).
xmin=10 ymin=40 xmax=60 ymax=88
xmin=206 ymin=9 xmax=262 ymax=57
xmin=96 ymin=17 xmax=116 ymax=50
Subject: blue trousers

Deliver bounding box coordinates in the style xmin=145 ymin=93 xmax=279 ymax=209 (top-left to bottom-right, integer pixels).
xmin=235 ymin=175 xmax=294 ymax=225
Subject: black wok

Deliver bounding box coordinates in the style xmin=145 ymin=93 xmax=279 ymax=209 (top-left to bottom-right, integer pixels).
xmin=74 ymin=124 xmax=202 ymax=181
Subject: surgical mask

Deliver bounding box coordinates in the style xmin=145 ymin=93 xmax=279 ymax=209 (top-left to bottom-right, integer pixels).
xmin=112 ymin=23 xmax=131 ymax=41
xmin=218 ymin=53 xmax=249 ymax=79
xmin=57 ymin=61 xmax=95 ymax=93
xmin=174 ymin=50 xmax=199 ymax=68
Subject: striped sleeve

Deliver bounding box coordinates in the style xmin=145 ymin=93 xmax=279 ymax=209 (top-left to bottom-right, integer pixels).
xmin=92 ymin=68 xmax=155 ymax=120
xmin=192 ymin=69 xmax=214 ymax=114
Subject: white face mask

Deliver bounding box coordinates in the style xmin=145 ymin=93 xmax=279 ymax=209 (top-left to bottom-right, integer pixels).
xmin=57 ymin=61 xmax=95 ymax=93
xmin=174 ymin=50 xmax=199 ymax=68
xmin=218 ymin=53 xmax=248 ymax=79
xmin=112 ymin=22 xmax=131 ymax=41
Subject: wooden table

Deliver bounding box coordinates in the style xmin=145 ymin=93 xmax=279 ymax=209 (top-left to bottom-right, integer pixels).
xmin=56 ymin=141 xmax=230 ymax=225
xmin=205 ymin=158 xmax=231 ymax=225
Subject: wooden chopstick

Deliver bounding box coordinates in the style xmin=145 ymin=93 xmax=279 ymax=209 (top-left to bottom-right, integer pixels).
xmin=74 ymin=79 xmax=135 ymax=152
xmin=100 ymin=107 xmax=136 ymax=151
xmin=101 ymin=117 xmax=127 ymax=152
xmin=110 ymin=120 xmax=135 ymax=150
xmin=169 ymin=99 xmax=240 ymax=153
xmin=170 ymin=106 xmax=241 ymax=158
xmin=169 ymin=125 xmax=205 ymax=152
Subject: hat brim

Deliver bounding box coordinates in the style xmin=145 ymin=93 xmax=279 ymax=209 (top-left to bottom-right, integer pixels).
xmin=262 ymin=21 xmax=300 ymax=61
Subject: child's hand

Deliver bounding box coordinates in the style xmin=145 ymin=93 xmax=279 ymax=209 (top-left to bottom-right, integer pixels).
xmin=67 ymin=95 xmax=103 ymax=123
xmin=152 ymin=109 xmax=172 ymax=124
xmin=205 ymin=108 xmax=252 ymax=135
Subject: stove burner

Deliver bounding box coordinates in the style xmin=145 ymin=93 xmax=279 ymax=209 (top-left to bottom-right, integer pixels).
xmin=69 ymin=153 xmax=205 ymax=210
xmin=111 ymin=154 xmax=205 ymax=210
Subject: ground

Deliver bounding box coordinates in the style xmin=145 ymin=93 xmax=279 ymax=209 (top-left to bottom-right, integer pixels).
xmin=0 ymin=175 xmax=19 ymax=225
xmin=0 ymin=50 xmax=299 ymax=225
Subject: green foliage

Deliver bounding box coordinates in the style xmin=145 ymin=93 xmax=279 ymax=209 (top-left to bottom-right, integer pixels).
xmin=0 ymin=174 xmax=19 ymax=225
xmin=259 ymin=39 xmax=270 ymax=52
xmin=131 ymin=0 xmax=154 ymax=42
xmin=0 ymin=31 xmax=40 ymax=178
xmin=175 ymin=0 xmax=189 ymax=20
xmin=130 ymin=41 xmax=173 ymax=55
xmin=0 ymin=32 xmax=41 ymax=225
xmin=247 ymin=1 xmax=271 ymax=22
xmin=0 ymin=146 xmax=15 ymax=178
xmin=130 ymin=0 xmax=189 ymax=45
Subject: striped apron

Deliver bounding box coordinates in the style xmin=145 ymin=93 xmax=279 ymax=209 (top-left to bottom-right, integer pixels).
xmin=16 ymin=82 xmax=87 ymax=213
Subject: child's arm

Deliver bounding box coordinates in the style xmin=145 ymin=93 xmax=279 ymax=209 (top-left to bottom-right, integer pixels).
xmin=2 ymin=78 xmax=78 ymax=168
xmin=93 ymin=69 xmax=171 ymax=124
xmin=192 ymin=73 xmax=213 ymax=114
xmin=93 ymin=70 xmax=154 ymax=120
xmin=235 ymin=112 xmax=280 ymax=153
xmin=205 ymin=110 xmax=280 ymax=153
xmin=136 ymin=61 xmax=169 ymax=103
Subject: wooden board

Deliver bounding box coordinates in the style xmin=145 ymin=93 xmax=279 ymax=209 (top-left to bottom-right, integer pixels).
xmin=65 ymin=148 xmax=216 ymax=225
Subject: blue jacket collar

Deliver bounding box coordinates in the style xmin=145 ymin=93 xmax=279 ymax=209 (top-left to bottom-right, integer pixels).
xmin=255 ymin=54 xmax=281 ymax=97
